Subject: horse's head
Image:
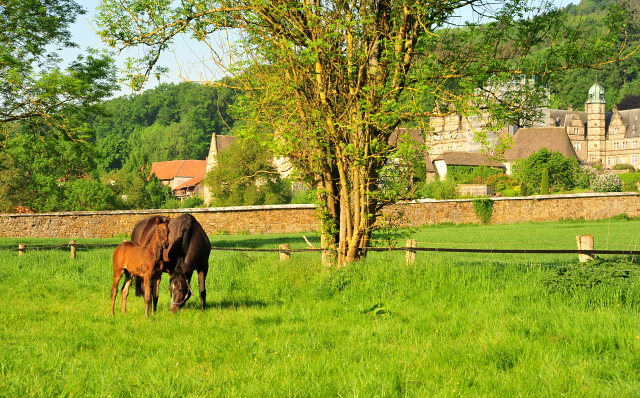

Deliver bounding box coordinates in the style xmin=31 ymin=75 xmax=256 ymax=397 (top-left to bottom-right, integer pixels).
xmin=169 ymin=268 xmax=192 ymax=313
xmin=155 ymin=216 xmax=170 ymax=250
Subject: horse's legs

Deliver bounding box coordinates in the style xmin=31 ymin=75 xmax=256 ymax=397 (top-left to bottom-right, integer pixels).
xmin=143 ymin=276 xmax=152 ymax=317
xmin=110 ymin=269 xmax=124 ymax=316
xmin=197 ymin=260 xmax=208 ymax=310
xmin=152 ymin=275 xmax=161 ymax=313
xmin=121 ymin=271 xmax=132 ymax=314
xmin=197 ymin=270 xmax=207 ymax=310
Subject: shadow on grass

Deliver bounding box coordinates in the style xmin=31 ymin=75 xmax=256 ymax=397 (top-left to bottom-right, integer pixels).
xmin=209 ymin=236 xmax=320 ymax=249
xmin=179 ymin=298 xmax=269 ymax=311
xmin=211 ymin=299 xmax=269 ymax=310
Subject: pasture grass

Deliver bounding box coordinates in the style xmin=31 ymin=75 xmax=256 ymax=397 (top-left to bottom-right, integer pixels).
xmin=1 ymin=218 xmax=640 ymax=396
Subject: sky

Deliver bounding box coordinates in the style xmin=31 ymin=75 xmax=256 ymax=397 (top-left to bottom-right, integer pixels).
xmin=65 ymin=0 xmax=224 ymax=98
xmin=65 ymin=0 xmax=576 ymax=99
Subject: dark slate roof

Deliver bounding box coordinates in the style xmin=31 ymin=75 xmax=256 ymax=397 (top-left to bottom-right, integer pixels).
xmin=433 ymin=152 xmax=505 ymax=168
xmin=216 ymin=135 xmax=237 ymax=151
xmin=388 ymin=128 xmax=425 ymax=146
xmin=618 ymin=109 xmax=640 ymax=138
xmin=424 ymin=154 xmax=436 ymax=171
xmin=503 ymin=127 xmax=577 ymax=161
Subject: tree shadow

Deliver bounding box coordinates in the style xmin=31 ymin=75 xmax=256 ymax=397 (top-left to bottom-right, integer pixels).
xmin=210 ymin=299 xmax=269 ymax=310
xmin=209 ymin=235 xmax=320 ymax=249
xmin=176 ymin=298 xmax=268 ymax=311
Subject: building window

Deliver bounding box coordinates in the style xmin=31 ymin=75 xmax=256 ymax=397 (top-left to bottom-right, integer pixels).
xmin=633 ymin=141 xmax=638 ymax=149
xmin=616 ymin=157 xmax=620 ymax=165
xmin=607 ymin=158 xmax=611 ymax=166
xmin=573 ymin=128 xmax=579 ymax=134
xmin=615 ymin=128 xmax=619 ymax=134
xmin=623 ymin=141 xmax=628 ymax=149
xmin=573 ymin=142 xmax=581 ymax=150
xmin=633 ymin=156 xmax=638 ymax=164
xmin=613 ymin=142 xmax=619 ymax=150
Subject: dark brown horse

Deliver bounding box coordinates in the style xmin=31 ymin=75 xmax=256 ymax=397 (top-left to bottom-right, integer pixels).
xmin=111 ymin=216 xmax=170 ymax=317
xmin=131 ymin=213 xmax=210 ymax=312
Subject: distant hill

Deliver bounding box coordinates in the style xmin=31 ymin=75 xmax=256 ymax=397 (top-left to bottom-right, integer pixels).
xmin=549 ymin=0 xmax=640 ymax=111
xmin=92 ymin=82 xmax=237 ymax=172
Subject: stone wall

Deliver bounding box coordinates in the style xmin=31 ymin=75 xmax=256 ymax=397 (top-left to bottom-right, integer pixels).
xmin=0 ymin=205 xmax=318 ymax=238
xmin=0 ymin=193 xmax=638 ymax=238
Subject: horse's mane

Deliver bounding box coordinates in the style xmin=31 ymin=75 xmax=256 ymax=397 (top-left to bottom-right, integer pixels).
xmin=180 ymin=214 xmax=195 ymax=255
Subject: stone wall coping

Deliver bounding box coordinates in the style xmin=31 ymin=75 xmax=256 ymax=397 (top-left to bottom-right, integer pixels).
xmin=408 ymin=191 xmax=639 ymax=204
xmin=1 ymin=192 xmax=636 ymax=218
xmin=0 ymin=203 xmax=316 ymax=218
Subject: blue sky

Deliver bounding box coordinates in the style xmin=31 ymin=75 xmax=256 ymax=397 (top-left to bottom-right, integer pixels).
xmin=65 ymin=0 xmax=575 ymax=98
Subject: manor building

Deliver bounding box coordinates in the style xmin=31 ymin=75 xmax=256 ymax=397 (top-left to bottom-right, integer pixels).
xmin=428 ymin=81 xmax=640 ymax=169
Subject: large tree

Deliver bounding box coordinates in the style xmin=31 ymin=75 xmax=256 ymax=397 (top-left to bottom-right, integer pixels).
xmin=97 ymin=0 xmax=636 ymax=264
xmin=0 ymin=0 xmax=117 ymax=148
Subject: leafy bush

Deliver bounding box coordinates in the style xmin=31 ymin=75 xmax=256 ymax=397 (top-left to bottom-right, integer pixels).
xmin=446 ymin=165 xmax=502 ymax=184
xmin=501 ymin=188 xmax=518 ymax=197
xmin=485 ymin=174 xmax=517 ymax=191
xmin=416 ymin=179 xmax=458 ymax=200
xmin=613 ymin=163 xmax=635 ymax=172
xmin=472 ymin=198 xmax=493 ymax=224
xmin=574 ymin=166 xmax=598 ymax=189
xmin=591 ymin=174 xmax=622 ymax=192
xmin=511 ymin=148 xmax=579 ymax=191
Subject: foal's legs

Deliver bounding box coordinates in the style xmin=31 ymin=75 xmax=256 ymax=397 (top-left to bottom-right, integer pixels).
xmin=120 ymin=271 xmax=132 ymax=314
xmin=143 ymin=276 xmax=152 ymax=317
xmin=110 ymin=269 xmax=124 ymax=316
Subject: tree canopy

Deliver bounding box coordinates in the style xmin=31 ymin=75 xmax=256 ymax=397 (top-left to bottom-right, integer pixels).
xmin=0 ymin=0 xmax=117 ymax=148
xmin=97 ymin=0 xmax=636 ymax=264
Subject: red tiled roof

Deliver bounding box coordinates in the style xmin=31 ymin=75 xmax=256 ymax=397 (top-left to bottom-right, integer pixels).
xmin=176 ymin=160 xmax=206 ymax=177
xmin=150 ymin=160 xmax=185 ymax=180
xmin=173 ymin=175 xmax=205 ymax=192
xmin=150 ymin=160 xmax=206 ymax=180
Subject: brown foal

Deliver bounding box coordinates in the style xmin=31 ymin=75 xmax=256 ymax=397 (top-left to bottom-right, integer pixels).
xmin=111 ymin=216 xmax=170 ymax=317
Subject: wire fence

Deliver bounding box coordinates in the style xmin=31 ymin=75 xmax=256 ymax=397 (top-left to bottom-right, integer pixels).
xmin=3 ymin=240 xmax=640 ymax=273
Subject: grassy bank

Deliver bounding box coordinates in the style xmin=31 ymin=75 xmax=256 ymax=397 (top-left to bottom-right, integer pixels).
xmin=1 ymin=219 xmax=640 ymax=396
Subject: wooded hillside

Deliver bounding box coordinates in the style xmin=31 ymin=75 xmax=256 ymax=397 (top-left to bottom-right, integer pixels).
xmin=92 ymin=82 xmax=237 ymax=172
xmin=549 ymin=0 xmax=640 ymax=110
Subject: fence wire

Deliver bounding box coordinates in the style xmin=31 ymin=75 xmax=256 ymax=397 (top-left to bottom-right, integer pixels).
xmin=3 ymin=241 xmax=640 ymax=273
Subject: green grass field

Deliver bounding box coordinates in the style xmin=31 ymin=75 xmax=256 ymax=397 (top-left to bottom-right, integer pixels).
xmin=2 ymin=218 xmax=640 ymax=397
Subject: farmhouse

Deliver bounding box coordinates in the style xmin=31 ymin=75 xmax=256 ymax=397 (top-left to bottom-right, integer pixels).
xmin=151 ymin=133 xmax=237 ymax=201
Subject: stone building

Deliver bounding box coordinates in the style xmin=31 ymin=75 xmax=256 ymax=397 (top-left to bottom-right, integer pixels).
xmin=427 ymin=81 xmax=640 ymax=170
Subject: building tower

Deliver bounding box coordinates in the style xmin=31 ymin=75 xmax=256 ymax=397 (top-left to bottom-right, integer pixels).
xmin=585 ymin=80 xmax=606 ymax=164
xmin=203 ymin=133 xmax=220 ymax=205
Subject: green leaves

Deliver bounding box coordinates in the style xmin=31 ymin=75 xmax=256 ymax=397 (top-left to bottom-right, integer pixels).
xmin=512 ymin=148 xmax=580 ymax=191
xmin=204 ymin=138 xmax=291 ymax=207
xmin=1 ymin=0 xmax=117 ymax=148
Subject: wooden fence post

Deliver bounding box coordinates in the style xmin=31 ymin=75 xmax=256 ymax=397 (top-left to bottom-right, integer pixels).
xmin=69 ymin=240 xmax=76 ymax=259
xmin=18 ymin=243 xmax=26 ymax=256
xmin=576 ymin=235 xmax=594 ymax=263
xmin=405 ymin=239 xmax=417 ymax=265
xmin=279 ymin=244 xmax=290 ymax=261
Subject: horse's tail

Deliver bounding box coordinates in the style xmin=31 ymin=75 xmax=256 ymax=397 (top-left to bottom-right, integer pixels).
xmin=181 ymin=214 xmax=195 ymax=253
xmin=134 ymin=276 xmax=143 ymax=297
